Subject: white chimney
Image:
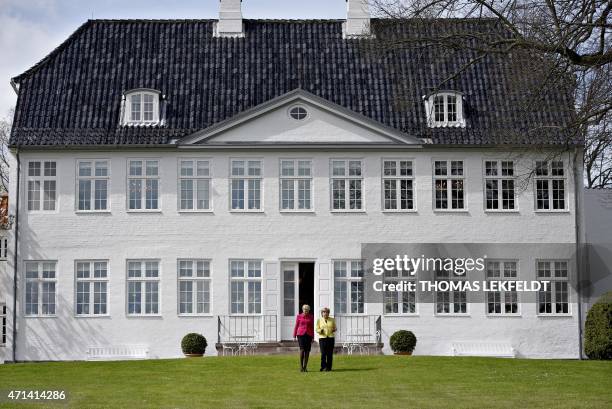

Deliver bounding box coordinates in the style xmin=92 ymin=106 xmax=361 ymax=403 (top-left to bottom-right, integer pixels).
xmin=215 ymin=0 xmax=244 ymax=38
xmin=344 ymin=0 xmax=371 ymax=38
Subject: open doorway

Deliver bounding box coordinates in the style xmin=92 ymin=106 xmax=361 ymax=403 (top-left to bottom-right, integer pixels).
xmin=298 ymin=262 xmax=315 ymax=312
xmin=281 ymin=261 xmax=315 ymax=340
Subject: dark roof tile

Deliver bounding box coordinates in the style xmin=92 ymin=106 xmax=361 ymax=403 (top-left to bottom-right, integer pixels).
xmin=10 ymin=18 xmax=576 ymax=147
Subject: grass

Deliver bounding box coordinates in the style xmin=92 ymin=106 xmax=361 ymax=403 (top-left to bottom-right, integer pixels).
xmin=0 ymin=355 xmax=611 ymax=409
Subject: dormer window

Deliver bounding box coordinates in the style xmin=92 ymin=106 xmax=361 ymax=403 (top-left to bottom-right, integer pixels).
xmin=121 ymin=89 xmax=162 ymax=126
xmin=424 ymin=91 xmax=465 ymax=128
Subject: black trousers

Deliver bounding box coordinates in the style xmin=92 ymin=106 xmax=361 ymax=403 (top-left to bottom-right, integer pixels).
xmin=319 ymin=337 xmax=335 ymax=370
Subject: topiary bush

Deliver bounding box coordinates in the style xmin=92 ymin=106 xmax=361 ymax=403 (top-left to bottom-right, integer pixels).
xmin=390 ymin=330 xmax=417 ymax=354
xmin=181 ymin=333 xmax=208 ymax=355
xmin=585 ymin=292 xmax=612 ymax=360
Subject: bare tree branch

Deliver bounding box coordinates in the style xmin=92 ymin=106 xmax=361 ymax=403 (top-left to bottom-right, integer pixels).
xmin=370 ymin=0 xmax=612 ymax=187
xmin=0 ymin=109 xmax=12 ymax=193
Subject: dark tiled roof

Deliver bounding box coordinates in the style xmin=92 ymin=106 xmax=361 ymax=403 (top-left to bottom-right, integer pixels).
xmin=10 ymin=18 xmax=576 ymax=147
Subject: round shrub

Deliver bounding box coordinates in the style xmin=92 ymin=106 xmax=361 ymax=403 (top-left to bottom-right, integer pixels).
xmin=390 ymin=330 xmax=417 ymax=354
xmin=181 ymin=333 xmax=208 ymax=355
xmin=585 ymin=292 xmax=612 ymax=360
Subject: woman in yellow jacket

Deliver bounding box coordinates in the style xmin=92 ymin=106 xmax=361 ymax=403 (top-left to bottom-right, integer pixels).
xmin=316 ymin=307 xmax=336 ymax=371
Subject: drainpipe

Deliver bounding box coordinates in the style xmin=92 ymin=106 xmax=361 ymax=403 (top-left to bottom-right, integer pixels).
xmin=12 ymin=150 xmax=20 ymax=362
xmin=573 ymin=148 xmax=584 ymax=359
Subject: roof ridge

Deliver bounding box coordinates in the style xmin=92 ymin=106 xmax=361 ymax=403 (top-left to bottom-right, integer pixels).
xmin=84 ymin=17 xmax=498 ymax=22
xmin=86 ymin=18 xmax=347 ymax=23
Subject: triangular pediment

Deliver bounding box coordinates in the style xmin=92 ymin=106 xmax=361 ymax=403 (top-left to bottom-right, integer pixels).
xmin=180 ymin=90 xmax=422 ymax=146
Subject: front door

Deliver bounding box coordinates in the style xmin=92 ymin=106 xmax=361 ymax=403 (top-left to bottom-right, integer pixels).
xmin=281 ymin=262 xmax=315 ymax=340
xmin=281 ymin=262 xmax=299 ymax=340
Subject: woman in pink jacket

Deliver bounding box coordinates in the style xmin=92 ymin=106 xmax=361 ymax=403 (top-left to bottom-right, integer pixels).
xmin=293 ymin=304 xmax=314 ymax=372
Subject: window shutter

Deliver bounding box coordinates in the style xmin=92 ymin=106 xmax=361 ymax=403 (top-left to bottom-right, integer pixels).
xmin=317 ymin=262 xmax=331 ymax=315
xmin=264 ymin=261 xmax=280 ymax=340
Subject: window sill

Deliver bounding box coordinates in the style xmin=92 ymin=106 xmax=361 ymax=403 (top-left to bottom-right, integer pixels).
xmin=27 ymin=211 xmax=59 ymax=215
xmin=428 ymin=120 xmax=466 ymax=128
xmin=75 ymin=210 xmax=112 ymax=214
xmin=126 ymin=210 xmax=162 ymax=213
xmin=485 ymin=313 xmax=522 ymax=318
xmin=229 ymin=210 xmax=264 ymax=213
xmin=433 ymin=209 xmax=469 ymax=213
xmin=330 ymin=210 xmax=366 ymax=214
xmin=280 ymin=209 xmax=315 ymax=213
xmin=126 ymin=314 xmax=163 ymax=318
xmin=382 ymin=209 xmax=418 ymax=213
xmin=383 ymin=313 xmax=420 ymax=317
xmin=24 ymin=315 xmax=57 ymax=318
xmin=228 ymin=313 xmax=263 ymax=316
xmin=534 ymin=209 xmax=570 ymax=214
xmin=434 ymin=313 xmax=471 ymax=317
xmin=537 ymin=313 xmax=573 ymax=317
xmin=75 ymin=314 xmax=111 ymax=318
xmin=484 ymin=209 xmax=520 ymax=214
xmin=122 ymin=121 xmax=162 ymax=127
xmin=178 ymin=314 xmax=214 ymax=317
xmin=334 ymin=313 xmax=368 ymax=316
xmin=178 ymin=210 xmax=214 ymax=214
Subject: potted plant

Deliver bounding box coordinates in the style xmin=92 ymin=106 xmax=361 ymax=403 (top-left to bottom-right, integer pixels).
xmin=181 ymin=333 xmax=208 ymax=357
xmin=390 ymin=330 xmax=417 ymax=356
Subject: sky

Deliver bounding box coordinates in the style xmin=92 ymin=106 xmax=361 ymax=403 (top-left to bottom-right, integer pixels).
xmin=0 ymin=0 xmax=346 ymax=119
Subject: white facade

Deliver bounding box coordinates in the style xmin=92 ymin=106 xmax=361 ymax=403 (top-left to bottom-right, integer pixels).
xmin=0 ymin=97 xmax=584 ymax=361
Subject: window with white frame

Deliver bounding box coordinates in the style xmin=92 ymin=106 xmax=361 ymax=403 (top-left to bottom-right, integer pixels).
xmin=537 ymin=260 xmax=570 ymax=314
xmin=280 ymin=159 xmax=312 ymax=211
xmin=179 ymin=159 xmax=211 ymax=211
xmin=230 ymin=160 xmax=262 ymax=211
xmin=383 ymin=268 xmax=416 ymax=314
xmin=486 ymin=260 xmax=519 ymax=315
xmin=1 ymin=303 xmax=6 ymax=346
xmin=484 ymin=160 xmax=516 ymax=210
xmin=382 ymin=159 xmax=415 ymax=211
xmin=535 ymin=160 xmax=567 ymax=210
xmin=230 ymin=260 xmax=262 ymax=314
xmin=178 ymin=260 xmax=211 ymax=315
xmin=334 ymin=260 xmax=364 ymax=314
xmin=435 ymin=268 xmax=467 ymax=314
xmin=77 ymin=160 xmax=109 ymax=211
xmin=25 ymin=261 xmax=56 ymax=316
xmin=75 ymin=261 xmax=108 ymax=316
xmin=122 ymin=90 xmax=161 ymax=125
xmin=331 ymin=160 xmax=363 ymax=211
xmin=27 ymin=160 xmax=57 ymax=211
xmin=0 ymin=236 xmax=7 ymax=260
xmin=288 ymin=105 xmax=308 ymax=121
xmin=425 ymin=92 xmax=465 ymax=127
xmin=433 ymin=160 xmax=465 ymax=210
xmin=128 ymin=160 xmax=160 ymax=210
xmin=127 ymin=260 xmax=160 ymax=315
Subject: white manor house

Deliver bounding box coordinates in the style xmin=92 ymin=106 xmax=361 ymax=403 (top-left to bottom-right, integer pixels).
xmin=0 ymin=0 xmax=586 ymax=361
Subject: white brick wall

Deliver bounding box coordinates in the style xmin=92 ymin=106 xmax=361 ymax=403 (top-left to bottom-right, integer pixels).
xmin=3 ymin=147 xmax=581 ymax=360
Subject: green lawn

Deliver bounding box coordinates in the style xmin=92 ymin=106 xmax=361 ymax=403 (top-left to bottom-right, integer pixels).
xmin=0 ymin=355 xmax=611 ymax=409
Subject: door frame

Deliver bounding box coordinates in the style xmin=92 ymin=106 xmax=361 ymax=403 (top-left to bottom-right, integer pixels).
xmin=279 ymin=259 xmax=317 ymax=341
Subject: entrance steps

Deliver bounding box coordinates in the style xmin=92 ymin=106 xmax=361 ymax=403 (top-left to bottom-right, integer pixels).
xmin=215 ymin=341 xmax=300 ymax=356
xmin=215 ymin=341 xmax=384 ymax=356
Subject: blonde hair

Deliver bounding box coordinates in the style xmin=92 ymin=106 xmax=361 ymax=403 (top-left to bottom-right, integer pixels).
xmin=302 ymin=304 xmax=311 ymax=311
xmin=321 ymin=307 xmax=330 ymax=313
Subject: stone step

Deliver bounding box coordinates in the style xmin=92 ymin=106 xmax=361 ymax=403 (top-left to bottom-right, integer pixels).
xmin=215 ymin=341 xmax=384 ymax=356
